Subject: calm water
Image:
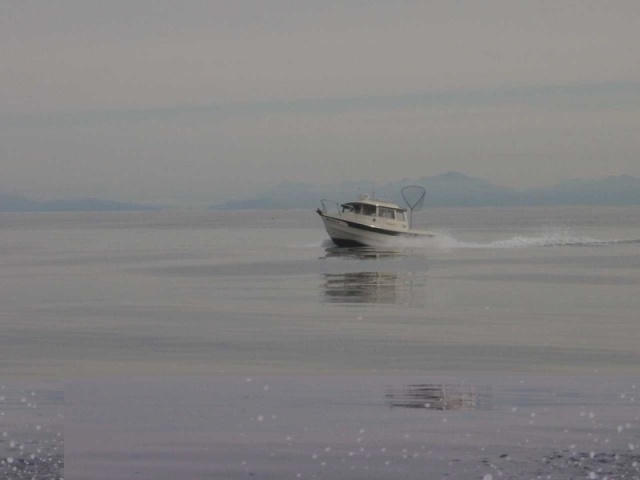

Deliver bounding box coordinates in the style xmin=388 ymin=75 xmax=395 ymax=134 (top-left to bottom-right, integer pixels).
xmin=1 ymin=207 xmax=640 ymax=479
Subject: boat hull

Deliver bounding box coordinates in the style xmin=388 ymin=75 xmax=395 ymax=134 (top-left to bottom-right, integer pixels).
xmin=318 ymin=212 xmax=432 ymax=247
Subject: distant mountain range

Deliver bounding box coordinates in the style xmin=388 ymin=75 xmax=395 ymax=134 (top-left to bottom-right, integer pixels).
xmin=2 ymin=172 xmax=640 ymax=212
xmin=0 ymin=194 xmax=162 ymax=212
xmin=212 ymin=172 xmax=640 ymax=210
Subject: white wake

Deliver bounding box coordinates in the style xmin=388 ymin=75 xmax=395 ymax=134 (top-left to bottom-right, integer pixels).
xmin=387 ymin=230 xmax=623 ymax=250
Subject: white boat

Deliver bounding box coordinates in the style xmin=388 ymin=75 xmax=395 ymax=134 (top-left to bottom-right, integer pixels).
xmin=316 ymin=186 xmax=435 ymax=247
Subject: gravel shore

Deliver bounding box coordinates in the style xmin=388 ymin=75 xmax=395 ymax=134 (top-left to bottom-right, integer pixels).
xmin=476 ymin=449 xmax=640 ymax=480
xmin=0 ymin=382 xmax=63 ymax=480
xmin=0 ymin=454 xmax=63 ymax=480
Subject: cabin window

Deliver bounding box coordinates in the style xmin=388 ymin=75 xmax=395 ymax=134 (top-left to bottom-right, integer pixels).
xmin=395 ymin=210 xmax=406 ymax=221
xmin=378 ymin=207 xmax=395 ymax=219
xmin=362 ymin=205 xmax=376 ymax=216
xmin=341 ymin=205 xmax=354 ymax=213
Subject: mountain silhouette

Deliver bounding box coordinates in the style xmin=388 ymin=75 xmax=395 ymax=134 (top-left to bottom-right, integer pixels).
xmin=212 ymin=172 xmax=640 ymax=209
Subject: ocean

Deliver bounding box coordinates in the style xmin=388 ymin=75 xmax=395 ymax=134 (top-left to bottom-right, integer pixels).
xmin=1 ymin=206 xmax=639 ymax=479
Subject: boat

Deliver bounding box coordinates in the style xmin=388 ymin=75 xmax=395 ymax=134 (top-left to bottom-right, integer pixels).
xmin=316 ymin=186 xmax=435 ymax=247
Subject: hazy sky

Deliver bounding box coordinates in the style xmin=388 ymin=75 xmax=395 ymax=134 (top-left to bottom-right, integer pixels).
xmin=2 ymin=1 xmax=639 ymax=204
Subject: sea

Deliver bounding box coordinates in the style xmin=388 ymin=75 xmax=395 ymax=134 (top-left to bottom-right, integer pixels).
xmin=1 ymin=206 xmax=639 ymax=479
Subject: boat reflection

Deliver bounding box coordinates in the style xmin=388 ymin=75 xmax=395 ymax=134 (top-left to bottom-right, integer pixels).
xmin=321 ymin=246 xmax=428 ymax=305
xmin=323 ymin=270 xmax=425 ymax=305
xmin=322 ymin=246 xmax=409 ymax=260
xmin=386 ymin=384 xmax=490 ymax=411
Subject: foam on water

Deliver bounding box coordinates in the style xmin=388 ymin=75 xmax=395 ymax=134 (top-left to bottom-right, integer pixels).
xmin=304 ymin=223 xmax=640 ymax=251
xmin=434 ymin=231 xmax=616 ymax=249
xmin=322 ymin=230 xmax=634 ymax=251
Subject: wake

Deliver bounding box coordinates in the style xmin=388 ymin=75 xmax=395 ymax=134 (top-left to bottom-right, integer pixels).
xmin=301 ymin=230 xmax=640 ymax=251
xmin=388 ymin=230 xmax=640 ymax=250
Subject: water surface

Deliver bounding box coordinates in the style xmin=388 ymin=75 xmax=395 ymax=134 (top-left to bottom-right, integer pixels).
xmin=1 ymin=207 xmax=639 ymax=478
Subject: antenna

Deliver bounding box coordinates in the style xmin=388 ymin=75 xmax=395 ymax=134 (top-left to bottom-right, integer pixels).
xmin=401 ymin=185 xmax=426 ymax=229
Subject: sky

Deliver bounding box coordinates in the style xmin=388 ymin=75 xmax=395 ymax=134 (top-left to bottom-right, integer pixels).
xmin=1 ymin=1 xmax=640 ymax=204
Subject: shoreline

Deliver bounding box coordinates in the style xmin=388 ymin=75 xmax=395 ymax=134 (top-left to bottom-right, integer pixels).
xmin=64 ymin=373 xmax=639 ymax=479
xmin=0 ymin=454 xmax=63 ymax=480
xmin=0 ymin=382 xmax=63 ymax=480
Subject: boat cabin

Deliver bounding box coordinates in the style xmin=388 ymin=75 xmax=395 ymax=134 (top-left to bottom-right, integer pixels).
xmin=340 ymin=200 xmax=407 ymax=222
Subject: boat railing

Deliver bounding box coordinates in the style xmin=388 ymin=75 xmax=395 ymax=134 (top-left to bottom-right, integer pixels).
xmin=320 ymin=199 xmax=342 ymax=215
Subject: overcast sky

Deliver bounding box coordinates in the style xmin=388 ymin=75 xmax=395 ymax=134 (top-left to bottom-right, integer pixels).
xmin=2 ymin=1 xmax=639 ymax=204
